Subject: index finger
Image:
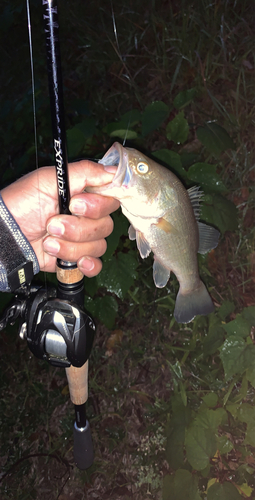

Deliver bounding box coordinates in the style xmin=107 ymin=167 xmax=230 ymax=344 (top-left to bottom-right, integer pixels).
xmin=69 ymin=192 xmax=120 ymax=219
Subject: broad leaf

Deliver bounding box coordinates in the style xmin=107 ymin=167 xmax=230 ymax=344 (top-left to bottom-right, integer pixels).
xmin=217 ymin=435 xmax=234 ymax=454
xmin=217 ymin=300 xmax=235 ymax=321
xmin=197 ymin=123 xmax=235 ymax=156
xmin=141 ymin=101 xmax=170 ymax=136
xmin=247 ymin=365 xmax=255 ymax=388
xmin=67 ymin=117 xmax=96 ymax=158
xmin=237 ymin=404 xmax=255 ymax=447
xmin=110 ymin=129 xmax=137 ymax=140
xmin=202 ymin=393 xmax=218 ymax=408
xmin=185 ymin=424 xmax=217 ymax=470
xmin=201 ymin=193 xmax=238 ymax=234
xmin=220 ymin=337 xmax=255 ymax=380
xmin=187 ymin=163 xmax=227 ymax=192
xmin=207 ymin=481 xmax=241 ymax=500
xmin=98 ymin=252 xmax=138 ymax=299
xmin=104 ymin=210 xmax=129 ymax=259
xmin=173 ymin=88 xmax=197 ymax=109
xmin=166 ymin=111 xmax=189 ymax=144
xmin=203 ymin=315 xmax=225 ymax=356
xmin=162 ymin=470 xmax=202 ymax=500
xmin=152 ymin=149 xmax=187 ymax=179
xmin=85 ymin=295 xmax=118 ymax=329
xmin=67 ymin=126 xmax=86 ymax=158
xmin=222 ymin=315 xmax=252 ymax=338
xmin=166 ymin=402 xmax=192 ymax=468
xmin=195 ymin=408 xmax=226 ymax=432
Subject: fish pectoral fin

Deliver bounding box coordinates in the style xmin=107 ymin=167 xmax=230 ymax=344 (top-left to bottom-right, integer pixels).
xmin=136 ymin=231 xmax=151 ymax=258
xmin=153 ymin=259 xmax=170 ymax=288
xmin=128 ymin=224 xmax=136 ymax=241
xmin=197 ymin=222 xmax=220 ymax=254
xmin=155 ymin=217 xmax=178 ymax=234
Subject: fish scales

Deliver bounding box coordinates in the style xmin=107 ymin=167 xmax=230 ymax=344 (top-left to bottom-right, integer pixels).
xmin=87 ymin=142 xmax=220 ymax=323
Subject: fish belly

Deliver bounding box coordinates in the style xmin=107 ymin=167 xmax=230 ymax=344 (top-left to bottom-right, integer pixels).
xmin=122 ymin=202 xmax=200 ymax=292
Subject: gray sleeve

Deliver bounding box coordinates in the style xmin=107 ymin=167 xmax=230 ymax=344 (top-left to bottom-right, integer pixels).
xmin=0 ymin=193 xmax=40 ymax=292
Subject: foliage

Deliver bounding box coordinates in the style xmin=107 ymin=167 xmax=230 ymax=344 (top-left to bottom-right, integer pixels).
xmin=0 ymin=0 xmax=254 ymax=499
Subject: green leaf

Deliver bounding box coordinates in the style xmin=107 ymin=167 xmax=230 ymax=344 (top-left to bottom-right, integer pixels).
xmin=103 ymin=109 xmax=141 ymax=139
xmin=166 ymin=111 xmax=189 ymax=144
xmin=247 ymin=365 xmax=255 ymax=388
xmin=207 ymin=481 xmax=241 ymax=500
xmin=222 ymin=315 xmax=252 ymax=338
xmin=152 ymin=149 xmax=187 ymax=179
xmin=220 ymin=337 xmax=255 ymax=380
xmin=67 ymin=118 xmax=96 ymax=158
xmin=185 ymin=424 xmax=217 ymax=470
xmin=180 ymin=152 xmax=199 ymax=169
xmin=121 ymin=109 xmax=141 ymax=126
xmin=109 ymin=129 xmax=138 ymax=140
xmin=201 ymin=193 xmax=238 ymax=234
xmin=217 ymin=301 xmax=235 ymax=321
xmin=104 ymin=210 xmax=129 ymax=259
xmin=197 ymin=123 xmax=235 ymax=156
xmin=104 ymin=121 xmax=137 ymax=140
xmin=166 ymin=402 xmax=192 ymax=469
xmin=242 ymin=306 xmax=255 ymax=325
xmin=203 ymin=316 xmax=225 ymax=355
xmin=84 ymin=295 xmax=118 ymax=329
xmin=141 ymin=101 xmax=170 ymax=136
xmin=98 ymin=252 xmax=138 ymax=299
xmin=217 ymin=435 xmax=234 ymax=454
xmin=202 ymin=393 xmax=218 ymax=408
xmin=187 ymin=163 xmax=227 ymax=192
xmin=162 ymin=470 xmax=202 ymax=500
xmin=237 ymin=404 xmax=255 ymax=447
xmin=195 ymin=408 xmax=226 ymax=433
xmin=173 ymin=88 xmax=197 ymax=109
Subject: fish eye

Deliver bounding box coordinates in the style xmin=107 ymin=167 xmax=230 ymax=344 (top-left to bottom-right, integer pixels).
xmin=137 ymin=162 xmax=149 ymax=174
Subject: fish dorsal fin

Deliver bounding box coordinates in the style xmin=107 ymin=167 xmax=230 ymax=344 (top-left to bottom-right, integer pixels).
xmin=136 ymin=231 xmax=151 ymax=258
xmin=198 ymin=222 xmax=220 ymax=254
xmin=153 ymin=259 xmax=171 ymax=288
xmin=188 ymin=185 xmax=203 ymax=221
xmin=128 ymin=224 xmax=136 ymax=241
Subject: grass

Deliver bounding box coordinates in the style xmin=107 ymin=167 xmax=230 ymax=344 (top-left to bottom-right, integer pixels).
xmin=0 ymin=0 xmax=255 ymax=499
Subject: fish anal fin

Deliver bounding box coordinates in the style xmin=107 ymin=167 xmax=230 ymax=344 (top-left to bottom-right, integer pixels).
xmin=155 ymin=217 xmax=178 ymax=234
xmin=153 ymin=259 xmax=170 ymax=288
xmin=198 ymin=222 xmax=220 ymax=254
xmin=136 ymin=231 xmax=151 ymax=258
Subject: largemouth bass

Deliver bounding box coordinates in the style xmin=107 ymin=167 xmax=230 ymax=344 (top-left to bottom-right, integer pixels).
xmin=87 ymin=142 xmax=220 ymax=323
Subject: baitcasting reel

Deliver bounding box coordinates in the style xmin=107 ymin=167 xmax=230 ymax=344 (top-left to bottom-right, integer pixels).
xmin=0 ymin=286 xmax=95 ymax=368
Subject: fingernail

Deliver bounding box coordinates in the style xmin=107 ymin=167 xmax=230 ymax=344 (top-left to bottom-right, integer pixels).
xmin=104 ymin=165 xmax=118 ymax=174
xmin=43 ymin=238 xmax=60 ymax=256
xmin=79 ymin=257 xmax=95 ymax=272
xmin=69 ymin=200 xmax=87 ymax=215
xmin=47 ymin=220 xmax=65 ymax=236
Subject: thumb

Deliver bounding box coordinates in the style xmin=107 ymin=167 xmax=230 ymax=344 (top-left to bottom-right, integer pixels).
xmin=68 ymin=159 xmax=117 ymax=196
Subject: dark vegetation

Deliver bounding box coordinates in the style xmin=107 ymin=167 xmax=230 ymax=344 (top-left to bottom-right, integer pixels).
xmin=0 ymin=0 xmax=254 ymax=499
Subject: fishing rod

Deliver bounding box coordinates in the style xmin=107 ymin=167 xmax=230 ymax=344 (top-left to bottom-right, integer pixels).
xmin=40 ymin=0 xmax=95 ymax=469
xmin=0 ymin=0 xmax=95 ymax=470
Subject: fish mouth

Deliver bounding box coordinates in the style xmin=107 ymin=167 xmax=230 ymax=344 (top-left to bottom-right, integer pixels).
xmin=98 ymin=142 xmax=131 ymax=189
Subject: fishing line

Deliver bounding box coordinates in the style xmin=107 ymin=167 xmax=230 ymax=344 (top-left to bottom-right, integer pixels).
xmin=110 ymin=0 xmax=132 ymax=147
xmin=26 ymin=0 xmax=47 ymax=289
xmin=110 ymin=0 xmax=121 ymax=56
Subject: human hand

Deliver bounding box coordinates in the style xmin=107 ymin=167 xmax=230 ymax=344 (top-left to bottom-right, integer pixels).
xmin=1 ymin=160 xmax=119 ymax=276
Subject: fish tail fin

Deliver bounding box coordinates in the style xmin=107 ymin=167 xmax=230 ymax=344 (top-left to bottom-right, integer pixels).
xmin=174 ymin=281 xmax=214 ymax=324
